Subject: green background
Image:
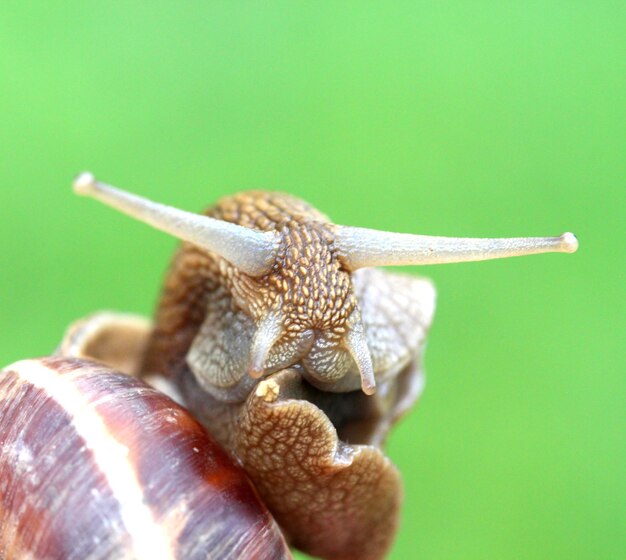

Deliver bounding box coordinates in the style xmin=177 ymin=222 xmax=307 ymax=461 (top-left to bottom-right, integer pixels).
xmin=1 ymin=3 xmax=624 ymax=559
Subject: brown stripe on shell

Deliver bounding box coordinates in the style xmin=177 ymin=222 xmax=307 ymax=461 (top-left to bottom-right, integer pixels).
xmin=0 ymin=357 xmax=291 ymax=560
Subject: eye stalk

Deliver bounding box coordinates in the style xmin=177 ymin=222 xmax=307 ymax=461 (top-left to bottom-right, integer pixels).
xmin=73 ymin=172 xmax=280 ymax=277
xmin=249 ymin=312 xmax=284 ymax=379
xmin=345 ymin=321 xmax=377 ymax=395
xmin=334 ymin=226 xmax=578 ymax=270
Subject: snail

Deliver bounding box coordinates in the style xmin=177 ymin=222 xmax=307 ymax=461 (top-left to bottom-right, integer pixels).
xmin=0 ymin=173 xmax=578 ymax=560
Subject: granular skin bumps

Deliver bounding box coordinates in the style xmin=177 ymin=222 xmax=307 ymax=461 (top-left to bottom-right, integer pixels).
xmin=235 ymin=370 xmax=401 ymax=560
xmin=145 ymin=191 xmax=358 ymax=390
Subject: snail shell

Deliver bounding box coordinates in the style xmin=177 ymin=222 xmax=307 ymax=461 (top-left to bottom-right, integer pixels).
xmin=0 ymin=357 xmax=291 ymax=560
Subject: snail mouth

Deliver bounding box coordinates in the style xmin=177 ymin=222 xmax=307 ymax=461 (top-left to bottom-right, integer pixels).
xmin=279 ymin=368 xmax=386 ymax=445
xmin=261 ymin=360 xmax=422 ymax=447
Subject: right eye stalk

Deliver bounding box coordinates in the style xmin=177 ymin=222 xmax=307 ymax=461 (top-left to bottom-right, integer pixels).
xmin=333 ymin=227 xmax=578 ymax=270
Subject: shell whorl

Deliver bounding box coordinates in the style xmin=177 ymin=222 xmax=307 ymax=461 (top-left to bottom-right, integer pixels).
xmin=0 ymin=357 xmax=291 ymax=560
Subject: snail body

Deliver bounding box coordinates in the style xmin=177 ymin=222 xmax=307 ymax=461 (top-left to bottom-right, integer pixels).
xmin=0 ymin=174 xmax=578 ymax=560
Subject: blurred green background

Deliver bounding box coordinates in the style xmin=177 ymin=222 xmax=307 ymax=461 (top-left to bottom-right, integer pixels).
xmin=1 ymin=2 xmax=624 ymax=559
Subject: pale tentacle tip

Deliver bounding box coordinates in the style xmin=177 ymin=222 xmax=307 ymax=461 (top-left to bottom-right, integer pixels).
xmin=255 ymin=378 xmax=280 ymax=403
xmin=248 ymin=365 xmax=265 ymax=380
xmin=361 ymin=380 xmax=377 ymax=396
xmin=73 ymin=172 xmax=97 ymax=195
xmin=559 ymin=232 xmax=579 ymax=253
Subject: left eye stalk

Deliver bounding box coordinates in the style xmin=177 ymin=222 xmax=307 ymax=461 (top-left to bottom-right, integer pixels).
xmin=0 ymin=357 xmax=292 ymax=560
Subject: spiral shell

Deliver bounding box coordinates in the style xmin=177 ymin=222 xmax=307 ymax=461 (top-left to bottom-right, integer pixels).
xmin=0 ymin=357 xmax=291 ymax=560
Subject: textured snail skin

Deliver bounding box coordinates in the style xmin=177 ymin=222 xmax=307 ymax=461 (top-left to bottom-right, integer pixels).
xmin=141 ymin=192 xmax=436 ymax=559
xmin=0 ymin=357 xmax=291 ymax=560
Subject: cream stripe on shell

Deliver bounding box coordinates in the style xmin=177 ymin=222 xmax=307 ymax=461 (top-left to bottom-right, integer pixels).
xmin=12 ymin=360 xmax=175 ymax=560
